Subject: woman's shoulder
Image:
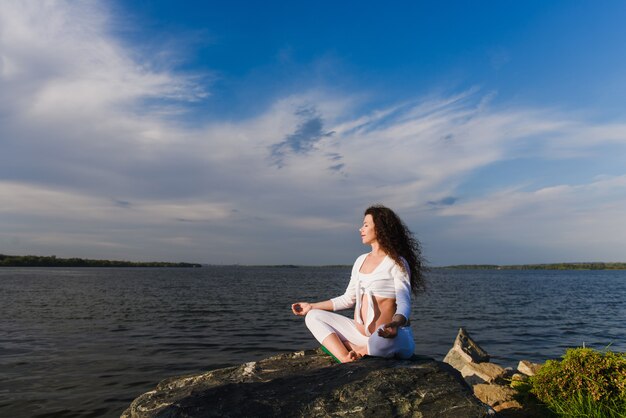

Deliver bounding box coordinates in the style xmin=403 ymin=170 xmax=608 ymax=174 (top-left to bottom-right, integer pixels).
xmin=389 ymin=255 xmax=410 ymax=274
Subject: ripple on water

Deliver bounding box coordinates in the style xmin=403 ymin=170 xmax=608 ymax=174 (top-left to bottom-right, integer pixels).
xmin=1 ymin=267 xmax=625 ymax=417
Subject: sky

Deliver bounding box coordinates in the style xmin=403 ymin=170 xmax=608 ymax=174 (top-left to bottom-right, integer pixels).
xmin=1 ymin=1 xmax=626 ymax=266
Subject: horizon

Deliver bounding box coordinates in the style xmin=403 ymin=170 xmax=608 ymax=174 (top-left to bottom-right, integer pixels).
xmin=3 ymin=253 xmax=626 ymax=269
xmin=2 ymin=1 xmax=626 ymax=266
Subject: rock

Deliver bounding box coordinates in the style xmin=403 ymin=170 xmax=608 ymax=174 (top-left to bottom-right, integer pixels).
xmin=122 ymin=349 xmax=490 ymax=418
xmin=440 ymin=330 xmax=551 ymax=418
xmin=517 ymin=360 xmax=542 ymax=376
xmin=452 ymin=328 xmax=490 ymax=364
xmin=460 ymin=362 xmax=507 ymax=385
xmin=472 ymin=383 xmax=518 ymax=409
xmin=443 ymin=347 xmax=469 ymax=371
xmin=492 ymin=400 xmax=523 ymax=412
xmin=509 ymin=373 xmax=530 ymax=390
xmin=454 ymin=328 xmax=490 ymax=363
xmin=442 ymin=329 xmax=501 ymax=386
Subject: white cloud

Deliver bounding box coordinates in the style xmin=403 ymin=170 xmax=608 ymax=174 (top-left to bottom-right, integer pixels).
xmin=0 ymin=181 xmax=234 ymax=224
xmin=1 ymin=1 xmax=626 ymax=264
xmin=427 ymin=175 xmax=626 ymax=264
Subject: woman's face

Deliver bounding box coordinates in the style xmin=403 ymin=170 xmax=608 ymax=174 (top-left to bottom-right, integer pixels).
xmin=360 ymin=214 xmax=377 ymax=245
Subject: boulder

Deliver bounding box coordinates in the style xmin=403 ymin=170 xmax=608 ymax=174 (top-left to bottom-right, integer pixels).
xmin=492 ymin=400 xmax=524 ymax=413
xmin=443 ymin=347 xmax=469 ymax=371
xmin=472 ymin=383 xmax=519 ymax=410
xmin=509 ymin=373 xmax=530 ymax=390
xmin=122 ymin=349 xmax=490 ymax=418
xmin=440 ymin=329 xmax=552 ymax=418
xmin=461 ymin=362 xmax=507 ymax=385
xmin=452 ymin=328 xmax=490 ymax=364
xmin=517 ymin=360 xmax=542 ymax=377
xmin=443 ymin=328 xmax=490 ymax=375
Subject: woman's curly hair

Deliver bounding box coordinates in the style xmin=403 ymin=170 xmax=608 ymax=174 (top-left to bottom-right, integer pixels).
xmin=365 ymin=205 xmax=425 ymax=294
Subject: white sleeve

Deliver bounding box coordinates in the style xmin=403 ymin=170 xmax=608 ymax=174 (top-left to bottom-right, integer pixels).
xmin=392 ymin=257 xmax=412 ymax=321
xmin=329 ymin=255 xmax=364 ymax=311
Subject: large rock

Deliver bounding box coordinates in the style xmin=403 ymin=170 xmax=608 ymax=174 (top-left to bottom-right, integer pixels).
xmin=122 ymin=349 xmax=490 ymax=418
xmin=443 ymin=346 xmax=470 ymax=371
xmin=517 ymin=360 xmax=542 ymax=377
xmin=440 ymin=329 xmax=552 ymax=418
xmin=452 ymin=328 xmax=490 ymax=364
xmin=472 ymin=383 xmax=519 ymax=410
xmin=443 ymin=328 xmax=500 ymax=387
xmin=461 ymin=361 xmax=507 ymax=385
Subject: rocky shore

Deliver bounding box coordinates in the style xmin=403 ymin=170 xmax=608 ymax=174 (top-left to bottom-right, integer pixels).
xmin=122 ymin=329 xmax=544 ymax=417
xmin=442 ymin=328 xmax=545 ymax=417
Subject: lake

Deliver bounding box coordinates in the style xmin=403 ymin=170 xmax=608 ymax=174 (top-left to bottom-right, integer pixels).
xmin=1 ymin=266 xmax=625 ymax=417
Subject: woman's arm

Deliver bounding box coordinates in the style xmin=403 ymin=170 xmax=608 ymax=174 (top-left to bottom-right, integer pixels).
xmin=291 ymin=300 xmax=334 ymax=316
xmin=379 ymin=258 xmax=411 ymax=338
xmin=292 ymin=254 xmax=364 ymax=316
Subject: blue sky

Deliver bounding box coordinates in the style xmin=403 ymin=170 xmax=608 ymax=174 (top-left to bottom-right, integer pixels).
xmin=1 ymin=1 xmax=626 ymax=266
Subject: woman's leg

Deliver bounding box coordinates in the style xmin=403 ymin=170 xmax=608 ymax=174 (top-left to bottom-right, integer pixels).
xmin=305 ymin=309 xmax=368 ymax=362
xmin=321 ymin=333 xmax=361 ymax=362
xmin=367 ymin=326 xmax=415 ymax=359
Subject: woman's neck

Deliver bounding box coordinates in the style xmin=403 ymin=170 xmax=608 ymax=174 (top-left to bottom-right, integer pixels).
xmin=369 ymin=242 xmax=386 ymax=257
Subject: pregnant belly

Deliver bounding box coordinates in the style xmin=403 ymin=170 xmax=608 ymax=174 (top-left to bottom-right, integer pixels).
xmin=355 ymin=295 xmax=396 ymax=335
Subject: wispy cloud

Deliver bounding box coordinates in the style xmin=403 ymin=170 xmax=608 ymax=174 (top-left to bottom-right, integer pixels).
xmin=269 ymin=106 xmax=335 ymax=168
xmin=0 ymin=1 xmax=204 ymax=114
xmin=1 ymin=1 xmax=625 ymax=265
xmin=428 ymin=197 xmax=458 ymax=208
xmin=428 ymin=175 xmax=626 ymax=264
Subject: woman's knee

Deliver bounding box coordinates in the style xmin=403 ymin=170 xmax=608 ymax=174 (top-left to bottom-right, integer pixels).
xmin=367 ymin=333 xmax=395 ymax=358
xmin=367 ymin=328 xmax=415 ymax=359
xmin=304 ymin=309 xmax=336 ymax=343
xmin=304 ymin=308 xmax=324 ymax=328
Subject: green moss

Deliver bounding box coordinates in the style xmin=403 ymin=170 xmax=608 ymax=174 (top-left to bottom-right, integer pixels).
xmin=530 ymin=348 xmax=626 ymax=417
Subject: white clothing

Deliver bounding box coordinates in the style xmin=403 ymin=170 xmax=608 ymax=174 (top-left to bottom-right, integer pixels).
xmin=330 ymin=254 xmax=411 ymax=336
xmin=304 ymin=254 xmax=415 ymax=359
xmin=305 ymin=309 xmax=415 ymax=359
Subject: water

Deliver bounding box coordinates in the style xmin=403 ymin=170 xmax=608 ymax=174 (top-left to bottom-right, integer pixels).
xmin=1 ymin=267 xmax=625 ymax=417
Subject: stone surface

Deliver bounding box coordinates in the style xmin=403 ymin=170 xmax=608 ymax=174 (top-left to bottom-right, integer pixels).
xmin=472 ymin=383 xmax=518 ymax=408
xmin=440 ymin=329 xmax=552 ymax=418
xmin=122 ymin=349 xmax=489 ymax=418
xmin=443 ymin=347 xmax=469 ymax=371
xmin=517 ymin=360 xmax=542 ymax=377
xmin=452 ymin=328 xmax=490 ymax=364
xmin=492 ymin=400 xmax=524 ymax=412
xmin=461 ymin=362 xmax=507 ymax=384
xmin=510 ymin=373 xmax=530 ymax=390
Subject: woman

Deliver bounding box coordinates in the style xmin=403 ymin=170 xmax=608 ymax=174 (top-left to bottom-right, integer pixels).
xmin=292 ymin=205 xmax=425 ymax=363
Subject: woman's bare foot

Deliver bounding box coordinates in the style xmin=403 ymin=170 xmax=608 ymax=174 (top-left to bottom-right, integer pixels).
xmin=352 ymin=344 xmax=368 ymax=357
xmin=341 ymin=350 xmax=363 ymax=363
xmin=343 ymin=341 xmax=368 ymax=357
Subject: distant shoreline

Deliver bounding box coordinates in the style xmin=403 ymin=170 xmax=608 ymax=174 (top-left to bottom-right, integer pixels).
xmin=0 ymin=254 xmax=202 ymax=268
xmin=208 ymin=262 xmax=626 ymax=270
xmin=2 ymin=254 xmax=625 ymax=270
xmin=246 ymin=262 xmax=626 ymax=270
xmin=439 ymin=262 xmax=626 ymax=270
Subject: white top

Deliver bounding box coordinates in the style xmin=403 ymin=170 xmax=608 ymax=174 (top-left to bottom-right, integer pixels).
xmin=330 ymin=253 xmax=412 ymax=336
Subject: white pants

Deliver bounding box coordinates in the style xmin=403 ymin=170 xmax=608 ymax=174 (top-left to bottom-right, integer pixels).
xmin=305 ymin=309 xmax=415 ymax=359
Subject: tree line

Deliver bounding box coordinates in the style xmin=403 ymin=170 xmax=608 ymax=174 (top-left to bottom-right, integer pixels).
xmin=442 ymin=262 xmax=626 ymax=270
xmin=0 ymin=254 xmax=202 ymax=268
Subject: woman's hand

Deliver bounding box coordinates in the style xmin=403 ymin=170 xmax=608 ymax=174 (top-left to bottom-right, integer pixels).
xmin=378 ymin=314 xmax=407 ymax=338
xmin=291 ymin=302 xmax=312 ymax=316
xmin=377 ymin=322 xmax=399 ymax=338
